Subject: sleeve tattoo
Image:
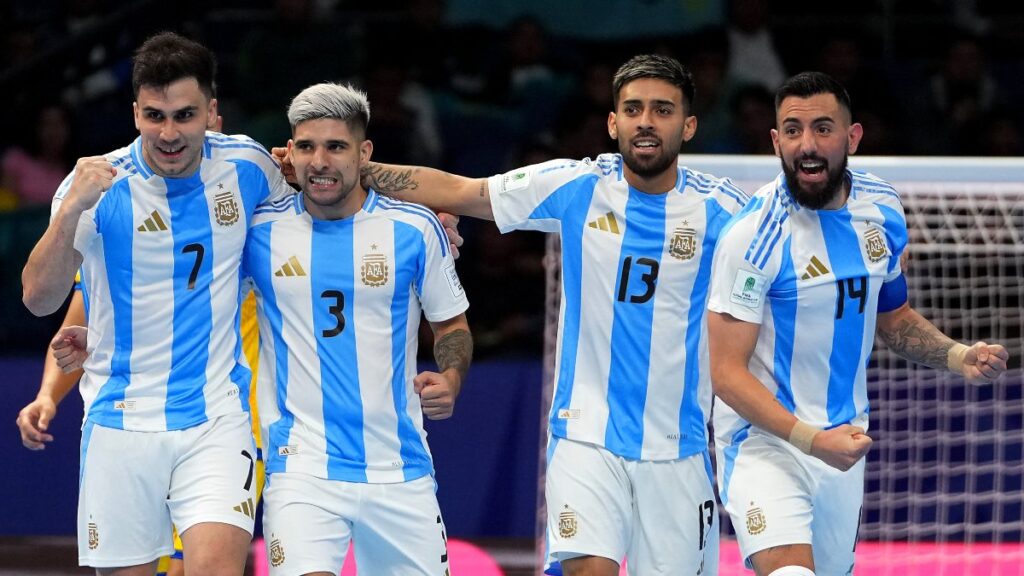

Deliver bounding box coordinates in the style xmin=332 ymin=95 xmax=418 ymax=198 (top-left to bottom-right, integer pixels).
xmin=877 ymin=316 xmax=956 ymax=370
xmin=434 ymin=328 xmax=473 ymax=379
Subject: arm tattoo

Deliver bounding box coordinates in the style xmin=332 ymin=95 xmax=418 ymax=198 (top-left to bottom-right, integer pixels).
xmin=878 ymin=316 xmax=956 ymax=370
xmin=434 ymin=328 xmax=473 ymax=379
xmin=478 ymin=180 xmax=486 ymax=198
xmin=360 ymin=164 xmax=419 ymax=196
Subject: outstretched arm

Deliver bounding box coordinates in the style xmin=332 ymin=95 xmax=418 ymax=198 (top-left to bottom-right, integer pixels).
xmin=708 ymin=311 xmax=873 ymax=471
xmin=876 ymin=302 xmax=1008 ymax=384
xmin=271 ymin=145 xmax=493 ymax=220
xmin=415 ymin=314 xmax=473 ymax=420
xmin=16 ymin=290 xmax=86 ymax=449
xmin=359 ymin=163 xmax=493 ymax=220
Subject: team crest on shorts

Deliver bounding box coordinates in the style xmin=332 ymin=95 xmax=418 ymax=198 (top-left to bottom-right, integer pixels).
xmin=269 ymin=537 xmax=285 ymax=567
xmin=864 ymin=226 xmax=888 ymax=263
xmin=559 ymin=505 xmax=578 ymax=538
xmin=87 ymin=521 xmax=99 ymax=550
xmin=669 ymin=224 xmax=698 ymax=261
xmin=746 ymin=505 xmax=767 ymax=535
xmin=361 ymin=247 xmax=389 ymax=287
xmin=214 ymin=189 xmax=240 ymax=227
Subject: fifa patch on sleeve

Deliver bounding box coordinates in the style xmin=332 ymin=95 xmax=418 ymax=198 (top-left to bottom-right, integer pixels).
xmin=444 ymin=263 xmax=464 ymax=298
xmin=500 ymin=168 xmax=532 ymax=194
xmin=730 ymin=270 xmax=767 ymax=310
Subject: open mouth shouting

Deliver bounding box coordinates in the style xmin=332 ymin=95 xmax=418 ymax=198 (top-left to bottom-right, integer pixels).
xmin=795 ymin=156 xmax=828 ymax=183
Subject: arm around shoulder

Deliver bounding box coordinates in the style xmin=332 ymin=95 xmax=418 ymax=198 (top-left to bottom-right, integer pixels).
xmin=362 ymin=162 xmax=493 ymax=220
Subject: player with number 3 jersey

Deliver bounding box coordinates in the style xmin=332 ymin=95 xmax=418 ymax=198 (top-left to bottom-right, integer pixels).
xmin=244 ymin=82 xmax=472 ymax=575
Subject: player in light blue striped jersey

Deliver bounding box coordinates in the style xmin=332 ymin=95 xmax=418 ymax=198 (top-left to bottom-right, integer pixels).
xmin=21 ymin=33 xmax=294 ymax=575
xmin=707 ymin=72 xmax=1009 ymax=576
xmin=334 ymin=54 xmax=749 ymax=576
xmin=244 ymin=83 xmax=472 ymax=575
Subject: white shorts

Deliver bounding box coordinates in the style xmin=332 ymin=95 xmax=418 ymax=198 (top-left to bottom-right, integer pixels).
xmin=262 ymin=472 xmax=449 ymax=576
xmin=718 ymin=429 xmax=863 ymax=575
xmin=77 ymin=412 xmax=258 ymax=568
xmin=545 ymin=438 xmax=718 ymax=576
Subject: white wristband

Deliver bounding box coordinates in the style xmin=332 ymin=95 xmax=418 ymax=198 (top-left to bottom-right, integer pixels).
xmin=788 ymin=420 xmax=820 ymax=455
xmin=947 ymin=343 xmax=969 ymax=374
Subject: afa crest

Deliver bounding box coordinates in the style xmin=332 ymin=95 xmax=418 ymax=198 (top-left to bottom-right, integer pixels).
xmin=269 ymin=537 xmax=285 ymax=567
xmin=88 ymin=521 xmax=99 ymax=550
xmin=864 ymin=227 xmax=887 ymax=263
xmin=746 ymin=505 xmax=767 ymax=535
xmin=361 ymin=249 xmax=389 ymax=287
xmin=669 ymin=225 xmax=698 ymax=261
xmin=559 ymin=505 xmax=578 ymax=538
xmin=214 ymin=190 xmax=240 ymax=227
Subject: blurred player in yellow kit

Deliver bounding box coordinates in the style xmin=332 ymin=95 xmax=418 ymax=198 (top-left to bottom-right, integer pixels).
xmin=154 ymin=291 xmax=265 ymax=576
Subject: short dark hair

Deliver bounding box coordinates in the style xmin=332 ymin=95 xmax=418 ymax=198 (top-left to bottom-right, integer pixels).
xmin=131 ymin=32 xmax=216 ymax=100
xmin=612 ymin=54 xmax=696 ymax=112
xmin=774 ymin=71 xmax=852 ymax=118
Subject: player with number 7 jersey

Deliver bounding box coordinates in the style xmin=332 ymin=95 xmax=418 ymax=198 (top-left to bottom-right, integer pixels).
xmin=47 ymin=132 xmax=293 ymax=432
xmin=21 ymin=32 xmax=296 ymax=572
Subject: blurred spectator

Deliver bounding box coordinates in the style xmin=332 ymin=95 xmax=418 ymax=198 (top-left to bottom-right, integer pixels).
xmin=364 ymin=58 xmax=443 ymax=166
xmin=487 ymin=16 xmax=572 ymax=136
xmin=920 ymin=34 xmax=1005 ymax=154
xmin=976 ymin=108 xmax=1023 ymax=157
xmin=553 ymin=60 xmax=616 ymax=160
xmin=854 ymin=108 xmax=903 ymax=156
xmin=684 ymin=27 xmax=740 ymax=153
xmin=1 ymin=103 xmax=75 ymax=208
xmin=815 ymin=32 xmax=893 ymax=116
xmin=391 ymin=0 xmax=456 ymax=90
xmin=234 ymin=0 xmax=353 ymax=145
xmin=725 ymin=0 xmax=787 ymax=92
xmin=60 ymin=0 xmax=125 ymax=105
xmin=727 ymin=83 xmax=775 ymax=155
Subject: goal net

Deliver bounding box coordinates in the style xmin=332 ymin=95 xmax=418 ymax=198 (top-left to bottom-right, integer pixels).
xmin=537 ymin=156 xmax=1024 ymax=573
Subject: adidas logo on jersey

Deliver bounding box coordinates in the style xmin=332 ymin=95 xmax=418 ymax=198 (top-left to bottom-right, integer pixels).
xmin=557 ymin=408 xmax=581 ymax=420
xmin=137 ymin=210 xmax=168 ymax=232
xmin=274 ymin=256 xmax=307 ymax=277
xmin=587 ymin=211 xmax=620 ymax=234
xmin=233 ymin=497 xmax=256 ymax=519
xmin=801 ymin=256 xmax=831 ymax=280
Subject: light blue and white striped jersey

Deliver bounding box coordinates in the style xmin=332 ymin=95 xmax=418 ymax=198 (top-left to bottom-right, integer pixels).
xmin=244 ymin=189 xmax=468 ymax=484
xmin=708 ymin=170 xmax=909 ymax=444
xmin=52 ymin=132 xmax=295 ymax=432
xmin=489 ymin=153 xmax=749 ymax=460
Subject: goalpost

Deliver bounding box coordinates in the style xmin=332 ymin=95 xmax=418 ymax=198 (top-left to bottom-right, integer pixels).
xmin=537 ymin=155 xmax=1024 ymax=573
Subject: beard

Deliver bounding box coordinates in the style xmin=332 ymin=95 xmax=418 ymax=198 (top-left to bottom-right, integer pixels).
xmin=618 ymin=131 xmax=682 ymax=179
xmin=781 ymin=153 xmax=849 ymax=210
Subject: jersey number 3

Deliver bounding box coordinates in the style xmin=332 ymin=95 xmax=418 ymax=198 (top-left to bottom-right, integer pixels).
xmin=321 ymin=290 xmax=346 ymax=337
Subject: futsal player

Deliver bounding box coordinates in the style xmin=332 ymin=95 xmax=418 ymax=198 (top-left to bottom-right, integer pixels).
xmin=706 ymin=71 xmax=1008 ymax=576
xmin=244 ymin=82 xmax=473 ymax=575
